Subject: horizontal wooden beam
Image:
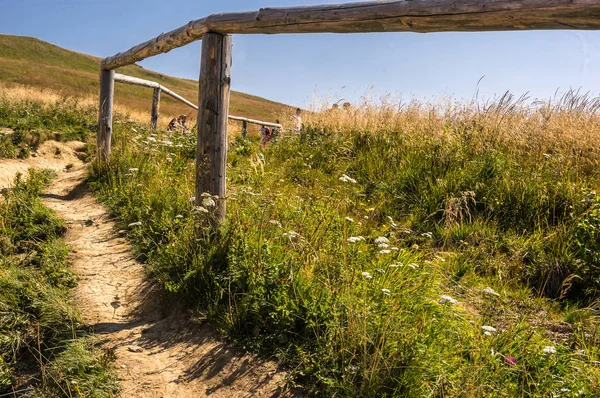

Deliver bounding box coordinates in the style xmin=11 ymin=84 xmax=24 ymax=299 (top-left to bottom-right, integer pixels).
xmin=228 ymin=115 xmax=281 ymax=128
xmin=114 ymin=73 xmax=198 ymax=110
xmin=102 ymin=0 xmax=600 ymax=70
xmin=114 ymin=73 xmax=280 ymax=128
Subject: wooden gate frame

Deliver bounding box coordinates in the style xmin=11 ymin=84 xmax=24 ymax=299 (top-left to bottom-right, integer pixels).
xmin=98 ymin=0 xmax=600 ymax=226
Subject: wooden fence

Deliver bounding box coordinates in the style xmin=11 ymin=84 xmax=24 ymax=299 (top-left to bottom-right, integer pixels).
xmin=113 ymin=73 xmax=281 ymax=133
xmin=98 ymin=0 xmax=600 ymax=226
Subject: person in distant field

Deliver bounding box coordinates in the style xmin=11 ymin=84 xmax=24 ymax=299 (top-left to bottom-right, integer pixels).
xmin=260 ymin=125 xmax=272 ymax=147
xmin=292 ymin=108 xmax=302 ymax=132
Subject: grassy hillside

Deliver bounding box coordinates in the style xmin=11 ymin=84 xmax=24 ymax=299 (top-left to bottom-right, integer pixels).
xmin=0 ymin=34 xmax=288 ymax=124
xmin=86 ymin=94 xmax=600 ymax=396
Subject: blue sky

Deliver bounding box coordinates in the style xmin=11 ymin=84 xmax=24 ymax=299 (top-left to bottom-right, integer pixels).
xmin=2 ymin=0 xmax=600 ymax=107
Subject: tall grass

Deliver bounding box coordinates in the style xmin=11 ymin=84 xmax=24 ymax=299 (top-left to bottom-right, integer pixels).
xmin=0 ymin=169 xmax=118 ymax=396
xmin=87 ymin=91 xmax=600 ymax=396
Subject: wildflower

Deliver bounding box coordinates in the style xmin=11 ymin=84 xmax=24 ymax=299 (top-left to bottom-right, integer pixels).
xmin=283 ymin=231 xmax=301 ymax=242
xmin=374 ymin=236 xmax=390 ymax=245
xmin=391 ymin=247 xmax=399 ymax=251
xmin=128 ymin=221 xmax=142 ymax=227
xmin=167 ymin=157 xmax=173 ymax=162
xmin=542 ymin=346 xmax=557 ymax=354
xmin=347 ymin=236 xmax=364 ymax=243
xmin=483 ymin=287 xmax=501 ymax=297
xmin=361 ymin=272 xmax=372 ymax=280
xmin=482 ymin=325 xmax=497 ymax=333
xmin=378 ymin=243 xmax=389 ymax=249
xmin=389 ymin=262 xmax=403 ymax=268
xmin=345 ymin=217 xmax=355 ymax=223
xmin=381 ymin=288 xmax=391 ymax=296
xmin=379 ymin=250 xmax=391 ymax=254
xmin=124 ymin=173 xmax=133 ymax=177
xmin=128 ymin=168 xmax=139 ymax=172
xmin=202 ymin=197 xmax=216 ymax=207
xmin=363 ymin=216 xmax=369 ymax=220
xmin=189 ymin=196 xmax=196 ymax=202
xmin=376 ymin=268 xmax=385 ymax=274
xmin=339 ymin=174 xmax=357 ymax=184
xmin=439 ymin=295 xmax=458 ymax=305
xmin=175 ymin=215 xmax=183 ymax=219
xmin=387 ymin=216 xmax=398 ymax=228
xmin=131 ymin=127 xmax=138 ymax=133
xmin=365 ymin=207 xmax=375 ymax=212
xmin=192 ymin=206 xmax=209 ymax=214
xmin=269 ymin=220 xmax=282 ymax=227
xmin=421 ymin=232 xmax=433 ymax=239
xmin=504 ymin=356 xmax=516 ymax=366
xmin=407 ymin=263 xmax=419 ymax=269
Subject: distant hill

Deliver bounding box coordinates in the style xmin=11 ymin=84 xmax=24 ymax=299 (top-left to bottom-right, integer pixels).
xmin=0 ymin=34 xmax=289 ymax=125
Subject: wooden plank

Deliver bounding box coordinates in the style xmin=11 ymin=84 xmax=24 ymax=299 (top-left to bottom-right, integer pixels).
xmin=101 ymin=0 xmax=600 ymax=70
xmin=196 ymin=33 xmax=232 ymax=226
xmin=97 ymin=69 xmax=114 ymax=161
xmin=151 ymin=87 xmax=161 ymax=133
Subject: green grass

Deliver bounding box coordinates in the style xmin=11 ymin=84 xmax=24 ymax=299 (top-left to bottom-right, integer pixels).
xmin=86 ymin=101 xmax=600 ymax=396
xmin=0 ymin=169 xmax=118 ymax=396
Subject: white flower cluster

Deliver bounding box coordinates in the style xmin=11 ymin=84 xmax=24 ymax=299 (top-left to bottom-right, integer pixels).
xmin=339 ymin=174 xmax=357 ymax=184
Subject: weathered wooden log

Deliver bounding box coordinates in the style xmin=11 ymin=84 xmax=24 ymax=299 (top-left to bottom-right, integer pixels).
xmin=196 ymin=33 xmax=232 ymax=226
xmin=161 ymin=86 xmax=198 ymax=110
xmin=102 ymin=0 xmax=600 ymax=70
xmin=242 ymin=120 xmax=248 ymax=137
xmin=229 ymin=115 xmax=281 ymax=129
xmin=97 ymin=69 xmax=114 ymax=161
xmin=114 ymin=73 xmax=198 ymax=110
xmin=151 ymin=87 xmax=161 ymax=133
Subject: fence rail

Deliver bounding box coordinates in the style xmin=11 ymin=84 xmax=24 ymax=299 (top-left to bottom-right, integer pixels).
xmin=98 ymin=0 xmax=600 ymax=226
xmin=101 ymin=0 xmax=600 ymax=70
xmin=113 ymin=73 xmax=281 ymax=132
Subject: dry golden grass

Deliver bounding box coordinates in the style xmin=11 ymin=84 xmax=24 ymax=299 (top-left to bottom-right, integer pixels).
xmin=305 ymin=91 xmax=600 ymax=156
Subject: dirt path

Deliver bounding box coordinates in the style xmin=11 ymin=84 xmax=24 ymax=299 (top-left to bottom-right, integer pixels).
xmin=1 ymin=141 xmax=293 ymax=397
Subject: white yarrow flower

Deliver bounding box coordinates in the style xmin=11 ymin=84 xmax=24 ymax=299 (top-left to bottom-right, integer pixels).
xmin=542 ymin=346 xmax=557 ymax=354
xmin=379 ymin=249 xmax=391 ymax=254
xmin=202 ymin=197 xmax=216 ymax=207
xmin=345 ymin=217 xmax=355 ymax=223
xmin=381 ymin=288 xmax=391 ymax=296
xmin=439 ymin=295 xmax=458 ymax=304
xmin=483 ymin=287 xmax=501 ymax=297
xmin=481 ymin=325 xmax=497 ymax=333
xmin=378 ymin=243 xmax=389 ymax=249
xmin=347 ymin=236 xmax=364 ymax=243
xmin=374 ymin=237 xmax=390 ymax=245
xmin=339 ymin=174 xmax=357 ymax=184
xmin=128 ymin=168 xmax=139 ymax=172
xmin=128 ymin=221 xmax=142 ymax=227
xmin=192 ymin=206 xmax=209 ymax=214
xmin=175 ymin=215 xmax=183 ymax=219
xmin=361 ymin=272 xmax=372 ymax=280
xmin=407 ymin=263 xmax=419 ymax=269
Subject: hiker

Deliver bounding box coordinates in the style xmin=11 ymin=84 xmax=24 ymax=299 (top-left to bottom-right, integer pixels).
xmin=260 ymin=125 xmax=272 ymax=147
xmin=293 ymin=108 xmax=302 ymax=132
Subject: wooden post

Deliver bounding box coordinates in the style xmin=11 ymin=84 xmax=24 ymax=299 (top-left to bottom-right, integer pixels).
xmin=196 ymin=33 xmax=232 ymax=226
xmin=242 ymin=120 xmax=248 ymax=137
xmin=151 ymin=87 xmax=161 ymax=133
xmin=98 ymin=69 xmax=115 ymax=161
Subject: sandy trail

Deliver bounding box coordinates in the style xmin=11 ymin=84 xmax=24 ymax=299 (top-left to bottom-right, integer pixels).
xmin=1 ymin=142 xmax=292 ymax=397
